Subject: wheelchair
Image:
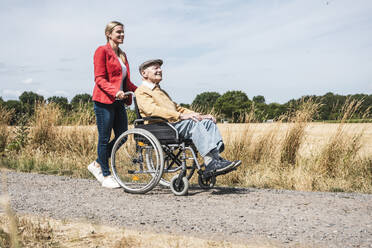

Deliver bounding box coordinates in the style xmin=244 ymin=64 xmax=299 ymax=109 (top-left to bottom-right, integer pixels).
xmin=110 ymin=92 xmax=236 ymax=196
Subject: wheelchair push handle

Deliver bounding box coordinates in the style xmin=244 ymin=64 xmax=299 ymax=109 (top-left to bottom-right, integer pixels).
xmin=123 ymin=91 xmax=136 ymax=108
xmin=124 ymin=91 xmax=135 ymax=98
xmin=124 ymin=91 xmax=142 ymax=120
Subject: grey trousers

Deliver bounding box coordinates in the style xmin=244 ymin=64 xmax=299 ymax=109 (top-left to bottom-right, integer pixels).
xmin=171 ymin=119 xmax=223 ymax=157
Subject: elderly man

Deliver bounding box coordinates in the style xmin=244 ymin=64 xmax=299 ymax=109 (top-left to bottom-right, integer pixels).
xmin=135 ymin=59 xmax=241 ymax=174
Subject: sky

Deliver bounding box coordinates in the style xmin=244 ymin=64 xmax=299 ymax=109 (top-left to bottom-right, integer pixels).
xmin=0 ymin=0 xmax=371 ymax=104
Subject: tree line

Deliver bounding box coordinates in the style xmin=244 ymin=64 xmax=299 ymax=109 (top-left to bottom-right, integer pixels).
xmin=0 ymin=92 xmax=92 ymax=125
xmin=1 ymin=91 xmax=371 ymax=125
xmin=190 ymin=91 xmax=371 ymax=122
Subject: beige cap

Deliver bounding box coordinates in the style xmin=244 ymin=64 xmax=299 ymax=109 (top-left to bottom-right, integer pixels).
xmin=139 ymin=59 xmax=163 ymax=73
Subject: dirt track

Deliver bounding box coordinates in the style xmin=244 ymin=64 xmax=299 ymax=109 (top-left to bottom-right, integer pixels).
xmin=1 ymin=171 xmax=371 ymax=247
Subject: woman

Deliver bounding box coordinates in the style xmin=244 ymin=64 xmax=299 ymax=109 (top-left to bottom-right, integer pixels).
xmin=88 ymin=21 xmax=137 ymax=188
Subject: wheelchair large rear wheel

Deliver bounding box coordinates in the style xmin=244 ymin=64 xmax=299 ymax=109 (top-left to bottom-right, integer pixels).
xmin=111 ymin=128 xmax=164 ymax=194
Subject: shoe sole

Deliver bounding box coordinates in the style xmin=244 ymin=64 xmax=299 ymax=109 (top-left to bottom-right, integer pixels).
xmin=203 ymin=163 xmax=236 ymax=177
xmin=233 ymin=160 xmax=242 ymax=168
xmin=102 ymin=184 xmax=121 ymax=189
xmin=215 ymin=162 xmax=235 ymax=173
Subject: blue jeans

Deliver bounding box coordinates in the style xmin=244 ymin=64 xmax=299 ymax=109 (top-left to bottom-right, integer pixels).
xmin=172 ymin=119 xmax=224 ymax=157
xmin=94 ymin=101 xmax=128 ymax=176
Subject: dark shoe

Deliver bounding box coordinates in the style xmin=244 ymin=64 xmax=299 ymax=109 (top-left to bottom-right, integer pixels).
xmin=219 ymin=157 xmax=241 ymax=168
xmin=205 ymin=159 xmax=235 ymax=173
xmin=218 ymin=156 xmax=233 ymax=163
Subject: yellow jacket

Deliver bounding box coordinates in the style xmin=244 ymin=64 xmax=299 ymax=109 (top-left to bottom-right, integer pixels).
xmin=135 ymin=84 xmax=193 ymax=122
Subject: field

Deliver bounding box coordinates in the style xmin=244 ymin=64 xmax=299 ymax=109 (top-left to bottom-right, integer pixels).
xmin=220 ymin=123 xmax=372 ymax=157
xmin=219 ymin=122 xmax=372 ymax=192
xmin=0 ymin=101 xmax=371 ymax=193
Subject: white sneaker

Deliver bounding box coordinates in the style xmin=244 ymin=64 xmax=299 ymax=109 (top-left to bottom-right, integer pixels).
xmin=102 ymin=175 xmax=121 ymax=189
xmin=87 ymin=161 xmax=104 ymax=183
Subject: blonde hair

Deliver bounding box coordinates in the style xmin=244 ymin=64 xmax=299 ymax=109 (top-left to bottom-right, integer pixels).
xmin=105 ymin=21 xmax=126 ymax=64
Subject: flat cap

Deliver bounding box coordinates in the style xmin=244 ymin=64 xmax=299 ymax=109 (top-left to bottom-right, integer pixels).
xmin=139 ymin=59 xmax=163 ymax=73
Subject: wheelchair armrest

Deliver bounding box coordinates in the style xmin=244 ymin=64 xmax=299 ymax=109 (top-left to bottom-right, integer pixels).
xmin=133 ymin=116 xmax=169 ymax=126
xmin=143 ymin=116 xmax=169 ymax=122
xmin=134 ymin=119 xmax=144 ymax=125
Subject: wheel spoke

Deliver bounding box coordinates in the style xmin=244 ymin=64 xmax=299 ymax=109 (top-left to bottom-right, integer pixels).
xmin=111 ymin=129 xmax=164 ymax=194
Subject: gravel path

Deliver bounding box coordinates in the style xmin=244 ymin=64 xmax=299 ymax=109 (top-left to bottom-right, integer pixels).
xmin=2 ymin=171 xmax=371 ymax=247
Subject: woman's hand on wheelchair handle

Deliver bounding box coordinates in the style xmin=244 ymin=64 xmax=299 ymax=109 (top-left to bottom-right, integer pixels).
xmin=115 ymin=90 xmax=128 ymax=100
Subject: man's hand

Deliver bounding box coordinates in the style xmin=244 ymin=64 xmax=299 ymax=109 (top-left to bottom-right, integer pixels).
xmin=180 ymin=113 xmax=217 ymax=123
xmin=115 ymin=90 xmax=128 ymax=100
xmin=200 ymin=114 xmax=216 ymax=123
xmin=180 ymin=112 xmax=202 ymax=122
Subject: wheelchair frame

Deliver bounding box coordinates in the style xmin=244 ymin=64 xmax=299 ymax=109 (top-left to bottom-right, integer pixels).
xmin=110 ymin=92 xmax=233 ymax=195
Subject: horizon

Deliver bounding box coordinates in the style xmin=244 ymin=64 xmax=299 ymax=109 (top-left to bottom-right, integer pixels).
xmin=1 ymin=90 xmax=370 ymax=105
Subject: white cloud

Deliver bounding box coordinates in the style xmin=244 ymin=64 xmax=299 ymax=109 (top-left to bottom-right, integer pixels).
xmin=36 ymin=89 xmax=50 ymax=97
xmin=368 ymin=82 xmax=372 ymax=91
xmin=54 ymin=90 xmax=68 ymax=96
xmin=22 ymin=78 xmax=33 ymax=84
xmin=2 ymin=89 xmax=21 ymax=99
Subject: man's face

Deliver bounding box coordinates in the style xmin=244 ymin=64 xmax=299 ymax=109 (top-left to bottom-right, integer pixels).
xmin=142 ymin=64 xmax=162 ymax=84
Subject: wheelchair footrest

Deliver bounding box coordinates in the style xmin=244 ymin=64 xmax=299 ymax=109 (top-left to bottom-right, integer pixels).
xmin=214 ymin=167 xmax=237 ymax=176
xmin=200 ymin=167 xmax=237 ymax=178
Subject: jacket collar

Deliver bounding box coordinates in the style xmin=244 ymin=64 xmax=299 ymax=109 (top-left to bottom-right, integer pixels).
xmin=105 ymin=43 xmax=116 ymax=56
xmin=141 ymin=81 xmax=157 ymax=90
xmin=105 ymin=43 xmax=129 ymax=66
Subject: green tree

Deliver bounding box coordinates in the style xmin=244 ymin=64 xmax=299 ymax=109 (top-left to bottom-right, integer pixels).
xmin=4 ymin=100 xmax=23 ymax=125
xmin=319 ymin=92 xmax=345 ymax=120
xmin=214 ymin=91 xmax=251 ymax=122
xmin=18 ymin=91 xmax=44 ymax=118
xmin=71 ymin=93 xmax=92 ymax=109
xmin=363 ymin=94 xmax=372 ymax=118
xmin=48 ymin=96 xmax=70 ymax=111
xmin=191 ymin=92 xmax=221 ymax=113
xmin=253 ymin=95 xmax=265 ymax=104
xmin=19 ymin=91 xmax=44 ymax=105
xmin=266 ymin=102 xmax=287 ymax=120
xmin=179 ymin=103 xmax=190 ymax=109
xmin=348 ymin=94 xmax=372 ymax=118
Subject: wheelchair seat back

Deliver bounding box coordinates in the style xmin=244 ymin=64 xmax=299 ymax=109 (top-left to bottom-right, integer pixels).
xmin=133 ymin=96 xmax=180 ymax=144
xmin=135 ymin=122 xmax=179 ymax=144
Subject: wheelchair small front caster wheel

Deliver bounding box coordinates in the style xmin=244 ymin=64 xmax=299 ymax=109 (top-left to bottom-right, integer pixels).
xmin=170 ymin=175 xmax=189 ymax=196
xmin=198 ymin=174 xmax=216 ymax=189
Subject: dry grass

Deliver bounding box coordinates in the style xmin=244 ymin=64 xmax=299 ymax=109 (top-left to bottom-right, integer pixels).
xmin=1 ymin=100 xmax=371 ymax=193
xmin=212 ymin=99 xmax=372 ymax=193
xmin=30 ymin=103 xmax=61 ymax=150
xmin=0 ymin=213 xmax=279 ymax=248
xmin=280 ymin=100 xmax=320 ymax=165
xmin=0 ymin=106 xmax=13 ymax=153
xmin=63 ymin=102 xmax=95 ymax=126
xmin=218 ymin=122 xmax=372 ymax=192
